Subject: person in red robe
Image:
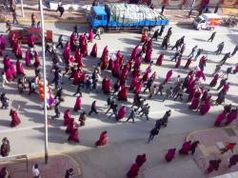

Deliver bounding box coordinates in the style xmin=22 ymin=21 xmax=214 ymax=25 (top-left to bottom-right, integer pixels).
xmin=206 ymin=159 xmax=221 ymax=174
xmin=179 ymin=141 xmax=192 ymax=155
xmin=81 ymin=34 xmax=88 ymax=57
xmin=195 ymin=70 xmax=206 ymax=81
xmin=199 ymin=98 xmax=211 ymax=115
xmin=112 ymin=60 xmax=120 ymax=78
xmin=140 ymin=31 xmax=148 ymax=43
xmin=15 ymin=42 xmax=23 ymax=59
xmin=135 ymin=154 xmax=147 ymax=167
xmin=117 ymin=106 xmax=126 ymax=121
xmin=100 ymin=48 xmax=109 ymax=70
xmin=214 ymin=111 xmax=226 ymax=127
xmin=68 ymin=127 xmax=79 ymax=143
xmin=27 ymin=34 xmax=35 ymax=48
xmin=144 ymin=48 xmax=152 ymax=63
xmin=164 ymin=70 xmax=173 ymax=83
xmin=65 ymin=117 xmax=75 ymax=134
xmin=74 ymin=96 xmax=82 ymax=112
xmin=75 ymin=49 xmax=84 ymax=68
xmin=156 ymin=53 xmax=164 ymax=66
xmin=225 ymin=109 xmax=238 ymax=125
xmin=25 ymin=49 xmax=32 ymax=67
xmin=189 ymin=91 xmax=201 ymax=110
xmin=64 ymin=109 xmax=72 ymax=126
xmin=34 ymin=51 xmax=41 ymax=68
xmin=16 ymin=59 xmax=25 ymax=76
xmin=73 ymin=69 xmax=83 ymax=85
xmin=88 ymin=29 xmax=94 ymax=43
xmin=209 ymin=74 xmax=219 ymax=87
xmin=0 ymin=34 xmax=6 ymax=55
xmin=165 ymin=148 xmax=176 ymax=162
xmin=95 ymin=131 xmax=108 ymax=147
xmin=221 ymin=82 xmax=230 ymax=94
xmin=102 ymin=77 xmax=111 ymax=94
xmin=142 ymin=70 xmax=149 ymax=82
xmin=126 ymin=163 xmax=139 ymax=178
xmin=118 ymin=85 xmax=128 ymax=101
xmin=130 ymin=45 xmax=140 ymax=60
xmin=70 ymin=32 xmax=77 ymax=51
xmin=63 ymin=42 xmax=71 ymax=64
xmin=134 ymin=81 xmax=142 ymax=94
xmin=175 ymin=55 xmax=182 ymax=68
xmin=90 ymin=43 xmax=97 ymax=57
xmin=184 ymin=57 xmax=192 ymax=69
xmin=10 ymin=108 xmax=21 ymax=127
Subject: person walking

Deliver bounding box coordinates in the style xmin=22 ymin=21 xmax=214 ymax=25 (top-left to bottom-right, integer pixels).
xmin=187 ymin=45 xmax=198 ymax=58
xmin=219 ymin=52 xmax=230 ymax=65
xmin=231 ymin=45 xmax=238 ymax=56
xmin=94 ymin=28 xmax=101 ymax=40
xmin=57 ymin=0 xmax=65 ymax=17
xmin=190 ymin=140 xmax=200 ymax=155
xmin=12 ymin=9 xmax=18 ymax=24
xmin=162 ymin=87 xmax=173 ymax=102
xmin=56 ymin=35 xmax=64 ymax=49
xmin=88 ymin=100 xmax=98 ymax=116
xmin=207 ymin=32 xmax=216 ymax=42
xmin=0 ymin=137 xmax=10 ymax=157
xmin=215 ymin=42 xmax=224 ymax=55
xmin=32 ymin=164 xmax=41 ymax=178
xmin=194 ymin=48 xmax=203 ymax=61
xmin=217 ymin=78 xmax=227 ymax=91
xmin=147 ymin=127 xmax=159 ymax=143
xmin=126 ymin=108 xmax=136 ymax=123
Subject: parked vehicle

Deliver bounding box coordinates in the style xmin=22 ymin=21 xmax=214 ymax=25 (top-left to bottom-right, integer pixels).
xmin=87 ymin=3 xmax=169 ymax=33
xmin=193 ymin=13 xmax=222 ymax=30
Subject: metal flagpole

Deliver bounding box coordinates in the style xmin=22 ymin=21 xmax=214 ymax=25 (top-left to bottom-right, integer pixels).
xmin=39 ymin=0 xmax=49 ymax=164
xmin=20 ymin=0 xmax=24 ymax=17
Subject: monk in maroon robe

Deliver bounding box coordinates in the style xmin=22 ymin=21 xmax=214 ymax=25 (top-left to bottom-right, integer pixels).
xmin=64 ymin=109 xmax=72 ymax=126
xmin=214 ymin=111 xmax=226 ymax=127
xmin=189 ymin=91 xmax=201 ymax=110
xmin=199 ymin=98 xmax=211 ymax=115
xmin=130 ymin=45 xmax=140 ymax=60
xmin=34 ymin=51 xmax=41 ymax=68
xmin=15 ymin=42 xmax=23 ymax=59
xmin=144 ymin=48 xmax=152 ymax=63
xmin=95 ymin=131 xmax=108 ymax=147
xmin=16 ymin=59 xmax=25 ymax=76
xmin=156 ymin=53 xmax=164 ymax=66
xmin=68 ymin=127 xmax=79 ymax=143
xmin=179 ymin=141 xmax=191 ymax=155
xmin=165 ymin=148 xmax=176 ymax=162
xmin=135 ymin=154 xmax=147 ymax=167
xmin=74 ymin=96 xmax=82 ymax=112
xmin=225 ymin=109 xmax=238 ymax=125
xmin=100 ymin=49 xmax=109 ymax=70
xmin=70 ymin=32 xmax=77 ymax=51
xmin=126 ymin=163 xmax=139 ymax=178
xmin=206 ymin=159 xmax=221 ymax=174
xmin=27 ymin=34 xmax=35 ymax=48
xmin=63 ymin=42 xmax=71 ymax=64
xmin=117 ymin=106 xmax=126 ymax=121
xmin=25 ymin=49 xmax=32 ymax=67
xmin=10 ymin=109 xmax=21 ymax=127
xmin=88 ymin=29 xmax=94 ymax=43
xmin=118 ymin=85 xmax=128 ymax=101
xmin=184 ymin=57 xmax=192 ymax=69
xmin=209 ymin=74 xmax=219 ymax=87
xmin=102 ymin=77 xmax=111 ymax=94
xmin=90 ymin=43 xmax=97 ymax=57
xmin=164 ymin=70 xmax=173 ymax=83
xmin=65 ymin=118 xmax=75 ymax=134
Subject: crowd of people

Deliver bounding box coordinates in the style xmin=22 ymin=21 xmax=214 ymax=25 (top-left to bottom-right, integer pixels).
xmin=0 ymin=2 xmax=238 ymax=177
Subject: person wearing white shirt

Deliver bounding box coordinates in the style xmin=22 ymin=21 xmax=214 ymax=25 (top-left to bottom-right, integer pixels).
xmin=32 ymin=164 xmax=41 ymax=178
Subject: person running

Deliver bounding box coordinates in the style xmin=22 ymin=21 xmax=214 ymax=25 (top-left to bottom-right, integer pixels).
xmin=126 ymin=108 xmax=136 ymax=123
xmin=147 ymin=127 xmax=159 ymax=143
xmin=187 ymin=45 xmax=198 ymax=58
xmin=215 ymin=42 xmax=224 ymax=55
xmin=207 ymin=32 xmax=216 ymax=42
xmin=88 ymin=100 xmax=98 ymax=116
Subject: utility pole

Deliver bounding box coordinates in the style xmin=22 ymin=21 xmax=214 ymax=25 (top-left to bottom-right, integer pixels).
xmin=39 ymin=0 xmax=49 ymax=164
xmin=20 ymin=0 xmax=24 ymax=17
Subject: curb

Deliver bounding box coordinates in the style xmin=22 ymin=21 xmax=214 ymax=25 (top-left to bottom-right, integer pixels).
xmin=185 ymin=126 xmax=237 ymax=141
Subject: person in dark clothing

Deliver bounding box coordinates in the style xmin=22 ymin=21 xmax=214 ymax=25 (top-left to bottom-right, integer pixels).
xmin=161 ymin=35 xmax=169 ymax=50
xmin=143 ymin=78 xmax=153 ymax=93
xmin=65 ymin=168 xmax=74 ymax=178
xmin=217 ymin=78 xmax=227 ymax=91
xmin=194 ymin=48 xmax=203 ymax=61
xmin=105 ymin=99 xmax=117 ymax=114
xmin=219 ymin=52 xmax=230 ymax=65
xmin=12 ymin=9 xmax=18 ymax=24
xmin=190 ymin=140 xmax=200 ymax=155
xmin=0 ymin=93 xmax=9 ymax=109
xmin=215 ymin=42 xmax=224 ymax=55
xmin=55 ymin=87 xmax=64 ymax=101
xmin=228 ymin=154 xmax=238 ymax=168
xmin=160 ymin=110 xmax=171 ymax=127
xmin=52 ymin=99 xmax=61 ymax=119
xmin=0 ymin=137 xmax=10 ymax=157
xmin=152 ymin=29 xmax=159 ymax=41
xmin=57 ymin=1 xmax=64 ymax=17
xmin=113 ymin=80 xmax=120 ymax=94
xmin=79 ymin=111 xmax=87 ymax=126
xmin=56 ymin=35 xmax=64 ymax=49
xmin=0 ymin=167 xmax=10 ymax=178
xmin=158 ymin=25 xmax=165 ymax=36
xmin=206 ymin=159 xmax=221 ymax=174
xmin=147 ymin=127 xmax=159 ymax=143
xmin=155 ymin=83 xmax=164 ymax=96
xmin=161 ymin=5 xmax=165 ymax=15
xmin=174 ymin=86 xmax=183 ymax=101
xmin=126 ymin=108 xmax=136 ymax=123
xmin=139 ymin=105 xmax=150 ymax=120
xmin=171 ymin=51 xmax=181 ymax=62
xmin=231 ymin=45 xmax=238 ymax=56
xmin=88 ymin=100 xmax=98 ymax=115
xmin=207 ymin=32 xmax=216 ymax=42
xmin=187 ymin=45 xmax=198 ymax=58
xmin=6 ymin=20 xmax=11 ymax=33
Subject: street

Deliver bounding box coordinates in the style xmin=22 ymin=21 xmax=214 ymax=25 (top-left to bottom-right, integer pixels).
xmin=0 ymin=22 xmax=237 ymax=178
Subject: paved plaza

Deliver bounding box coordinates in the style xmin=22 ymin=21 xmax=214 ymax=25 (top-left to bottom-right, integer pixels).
xmin=0 ymin=6 xmax=237 ymax=178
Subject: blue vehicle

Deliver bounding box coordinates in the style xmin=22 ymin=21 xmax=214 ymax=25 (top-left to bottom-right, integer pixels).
xmin=88 ymin=3 xmax=169 ymax=33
